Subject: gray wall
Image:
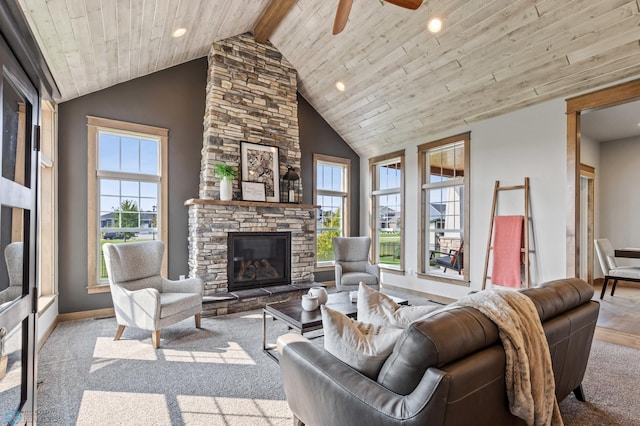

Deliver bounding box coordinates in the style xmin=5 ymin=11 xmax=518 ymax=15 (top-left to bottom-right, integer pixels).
xmin=57 ymin=61 xmax=359 ymax=313
xmin=57 ymin=59 xmax=207 ymax=313
xmin=298 ymin=94 xmax=360 ymax=282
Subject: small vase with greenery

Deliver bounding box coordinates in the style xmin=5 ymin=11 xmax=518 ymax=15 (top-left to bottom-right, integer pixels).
xmin=213 ymin=163 xmax=237 ymax=201
xmin=213 ymin=163 xmax=238 ymax=179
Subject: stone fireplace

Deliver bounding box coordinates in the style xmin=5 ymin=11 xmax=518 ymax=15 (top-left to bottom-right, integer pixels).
xmin=185 ymin=34 xmax=316 ymax=315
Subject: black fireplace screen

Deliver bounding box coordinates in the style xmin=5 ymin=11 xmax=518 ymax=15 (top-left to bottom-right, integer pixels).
xmin=227 ymin=232 xmax=291 ymax=291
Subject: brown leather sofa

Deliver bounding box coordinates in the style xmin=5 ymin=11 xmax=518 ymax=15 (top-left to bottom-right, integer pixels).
xmin=278 ymin=278 xmax=599 ymax=426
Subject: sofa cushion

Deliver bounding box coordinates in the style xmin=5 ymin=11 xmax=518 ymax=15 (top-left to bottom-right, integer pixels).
xmin=321 ymin=305 xmax=403 ymax=379
xmin=357 ymin=283 xmax=440 ymax=328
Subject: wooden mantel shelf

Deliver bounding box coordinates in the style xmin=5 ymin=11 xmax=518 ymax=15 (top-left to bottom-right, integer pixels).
xmin=184 ymin=198 xmax=318 ymax=209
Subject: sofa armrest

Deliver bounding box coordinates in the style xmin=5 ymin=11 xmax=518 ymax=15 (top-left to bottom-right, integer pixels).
xmin=162 ymin=277 xmax=202 ymax=294
xmin=280 ymin=336 xmax=450 ymax=426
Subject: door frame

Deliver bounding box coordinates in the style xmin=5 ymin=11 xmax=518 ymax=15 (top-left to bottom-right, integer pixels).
xmin=566 ymin=79 xmax=640 ymax=277
xmin=579 ymin=164 xmax=595 ymax=284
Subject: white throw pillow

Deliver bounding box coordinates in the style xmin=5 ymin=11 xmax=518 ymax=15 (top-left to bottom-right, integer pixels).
xmin=321 ymin=305 xmax=403 ymax=379
xmin=357 ymin=282 xmax=440 ymax=328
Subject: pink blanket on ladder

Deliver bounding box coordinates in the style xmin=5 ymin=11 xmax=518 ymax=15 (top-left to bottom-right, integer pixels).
xmin=491 ymin=215 xmax=524 ymax=288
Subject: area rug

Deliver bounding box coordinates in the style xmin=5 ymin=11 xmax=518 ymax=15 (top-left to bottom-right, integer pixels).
xmin=35 ymin=311 xmax=640 ymax=425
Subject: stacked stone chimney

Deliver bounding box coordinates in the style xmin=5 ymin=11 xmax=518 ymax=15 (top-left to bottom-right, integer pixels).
xmin=199 ymin=33 xmax=301 ymax=200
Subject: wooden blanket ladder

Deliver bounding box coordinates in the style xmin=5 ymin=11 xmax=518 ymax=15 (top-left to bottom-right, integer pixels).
xmin=482 ymin=177 xmax=530 ymax=290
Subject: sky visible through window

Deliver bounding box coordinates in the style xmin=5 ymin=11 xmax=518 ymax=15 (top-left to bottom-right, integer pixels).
xmin=99 ymin=132 xmax=158 ymax=175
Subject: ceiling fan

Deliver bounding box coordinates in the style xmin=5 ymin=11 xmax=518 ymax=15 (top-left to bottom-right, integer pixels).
xmin=333 ymin=0 xmax=423 ymax=35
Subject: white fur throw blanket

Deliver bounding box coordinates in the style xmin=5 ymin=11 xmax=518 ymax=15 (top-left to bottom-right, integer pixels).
xmin=454 ymin=289 xmax=563 ymax=426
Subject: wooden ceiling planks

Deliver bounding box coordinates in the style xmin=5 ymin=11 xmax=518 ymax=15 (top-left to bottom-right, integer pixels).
xmin=17 ymin=0 xmax=640 ymax=157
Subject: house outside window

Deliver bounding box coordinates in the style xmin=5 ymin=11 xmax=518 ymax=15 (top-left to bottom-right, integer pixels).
xmin=370 ymin=151 xmax=404 ymax=271
xmin=314 ymin=154 xmax=350 ymax=268
xmin=418 ymin=132 xmax=469 ymax=283
xmin=87 ymin=116 xmax=168 ymax=292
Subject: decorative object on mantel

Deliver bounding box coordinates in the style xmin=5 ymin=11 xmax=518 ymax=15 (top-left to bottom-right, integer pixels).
xmin=213 ymin=163 xmax=238 ymax=201
xmin=240 ymin=141 xmax=280 ymax=202
xmin=241 ymin=181 xmax=266 ymax=201
xmin=280 ymin=166 xmax=300 ymax=203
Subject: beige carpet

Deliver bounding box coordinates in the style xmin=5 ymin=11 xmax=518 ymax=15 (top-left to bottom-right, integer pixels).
xmin=33 ymin=310 xmax=640 ymax=425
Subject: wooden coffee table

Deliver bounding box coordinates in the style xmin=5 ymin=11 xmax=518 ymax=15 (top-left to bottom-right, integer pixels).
xmin=262 ymin=292 xmax=407 ymax=362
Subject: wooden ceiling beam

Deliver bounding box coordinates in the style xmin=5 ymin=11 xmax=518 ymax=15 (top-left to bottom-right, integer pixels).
xmin=253 ymin=0 xmax=297 ymax=43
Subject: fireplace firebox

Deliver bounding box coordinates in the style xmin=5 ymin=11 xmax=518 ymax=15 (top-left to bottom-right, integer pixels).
xmin=227 ymin=232 xmax=291 ymax=291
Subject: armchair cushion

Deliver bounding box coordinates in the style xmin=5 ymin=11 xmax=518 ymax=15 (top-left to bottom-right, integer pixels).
xmin=321 ymin=305 xmax=403 ymax=379
xmin=160 ymin=293 xmax=202 ymax=319
xmin=341 ymin=272 xmax=379 ymax=286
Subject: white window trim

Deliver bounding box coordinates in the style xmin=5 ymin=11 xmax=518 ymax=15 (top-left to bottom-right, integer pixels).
xmin=313 ymin=154 xmax=350 ymax=270
xmin=417 ymin=132 xmax=470 ymax=285
xmin=369 ymin=150 xmax=405 ymax=272
xmin=86 ymin=116 xmax=168 ymax=293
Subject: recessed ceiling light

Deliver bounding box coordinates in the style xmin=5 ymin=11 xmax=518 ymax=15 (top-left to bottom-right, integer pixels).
xmin=335 ymin=81 xmax=346 ymax=92
xmin=427 ymin=17 xmax=443 ymax=34
xmin=172 ymin=28 xmax=187 ymax=38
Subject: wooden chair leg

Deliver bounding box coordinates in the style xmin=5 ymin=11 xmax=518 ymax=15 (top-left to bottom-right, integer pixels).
xmin=611 ymin=279 xmax=619 ymax=296
xmin=195 ymin=313 xmax=201 ymax=329
xmin=600 ymin=277 xmax=610 ymax=300
xmin=152 ymin=330 xmax=161 ymax=349
xmin=114 ymin=325 xmax=125 ymax=341
xmin=0 ymin=355 xmax=8 ymax=380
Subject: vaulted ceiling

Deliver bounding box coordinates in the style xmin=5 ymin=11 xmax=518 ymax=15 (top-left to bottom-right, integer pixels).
xmin=18 ymin=0 xmax=640 ymax=157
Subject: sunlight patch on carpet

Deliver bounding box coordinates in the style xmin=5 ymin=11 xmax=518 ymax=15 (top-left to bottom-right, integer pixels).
xmin=93 ymin=337 xmax=158 ymax=360
xmin=76 ymin=390 xmax=170 ymax=426
xmin=161 ymin=341 xmax=256 ymax=365
xmin=177 ymin=395 xmax=291 ymax=425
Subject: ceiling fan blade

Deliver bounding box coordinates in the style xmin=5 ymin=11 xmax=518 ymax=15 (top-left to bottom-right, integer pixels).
xmin=384 ymin=0 xmax=423 ymax=10
xmin=333 ymin=0 xmax=353 ymax=35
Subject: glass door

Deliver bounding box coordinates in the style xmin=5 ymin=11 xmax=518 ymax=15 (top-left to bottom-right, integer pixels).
xmin=0 ymin=32 xmax=40 ymax=424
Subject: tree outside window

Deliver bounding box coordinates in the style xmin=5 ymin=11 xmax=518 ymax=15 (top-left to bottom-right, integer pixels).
xmin=314 ymin=154 xmax=350 ymax=267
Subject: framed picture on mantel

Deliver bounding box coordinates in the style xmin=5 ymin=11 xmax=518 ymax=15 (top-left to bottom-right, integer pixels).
xmin=241 ymin=181 xmax=266 ymax=202
xmin=240 ymin=141 xmax=280 ymax=202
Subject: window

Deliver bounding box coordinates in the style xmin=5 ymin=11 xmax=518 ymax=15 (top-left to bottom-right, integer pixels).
xmin=38 ymin=101 xmax=56 ymax=306
xmin=314 ymin=154 xmax=350 ymax=268
xmin=418 ymin=132 xmax=469 ymax=283
xmin=370 ymin=151 xmax=404 ymax=271
xmin=87 ymin=116 xmax=168 ymax=292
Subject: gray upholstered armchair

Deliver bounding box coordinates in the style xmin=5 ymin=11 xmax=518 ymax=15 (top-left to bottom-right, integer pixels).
xmin=333 ymin=236 xmax=380 ymax=292
xmin=103 ymin=241 xmax=203 ymax=349
xmin=1 ymin=242 xmax=23 ymax=309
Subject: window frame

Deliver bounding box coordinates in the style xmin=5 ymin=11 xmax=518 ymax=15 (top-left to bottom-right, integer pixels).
xmin=38 ymin=101 xmax=57 ymax=311
xmin=86 ymin=116 xmax=168 ymax=293
xmin=313 ymin=154 xmax=351 ymax=270
xmin=417 ymin=132 xmax=470 ymax=285
xmin=369 ymin=150 xmax=405 ymax=273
